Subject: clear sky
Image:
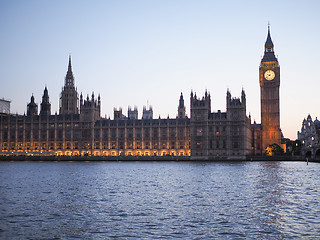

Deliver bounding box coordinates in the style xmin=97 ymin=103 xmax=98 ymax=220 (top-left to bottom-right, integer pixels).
xmin=1 ymin=0 xmax=319 ymax=140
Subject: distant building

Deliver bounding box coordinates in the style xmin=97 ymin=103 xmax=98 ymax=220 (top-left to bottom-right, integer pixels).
xmin=298 ymin=114 xmax=320 ymax=147
xmin=0 ymin=99 xmax=10 ymax=115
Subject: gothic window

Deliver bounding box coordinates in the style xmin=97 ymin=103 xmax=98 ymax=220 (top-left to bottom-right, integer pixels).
xmin=33 ymin=129 xmax=39 ymax=139
xmin=95 ymin=129 xmax=100 ymax=138
xmin=197 ymin=128 xmax=203 ymax=136
xmin=118 ymin=129 xmax=124 ymax=138
xmin=74 ymin=130 xmax=79 ymax=139
xmin=233 ymin=142 xmax=239 ymax=149
xmin=153 ymin=129 xmax=158 ymax=138
xmin=66 ymin=130 xmax=71 ymax=140
xmin=111 ymin=129 xmax=116 ymax=138
xmin=170 ymin=128 xmax=176 ymax=137
xmin=49 ymin=130 xmax=54 ymax=139
xmin=3 ymin=131 xmax=8 ymax=140
xmin=103 ymin=129 xmax=108 ymax=139
xmin=18 ymin=131 xmax=23 ymax=140
xmin=161 ymin=128 xmax=167 ymax=137
xmin=41 ymin=131 xmax=46 ymax=140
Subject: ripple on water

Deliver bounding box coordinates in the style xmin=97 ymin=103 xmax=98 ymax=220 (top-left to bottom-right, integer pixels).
xmin=0 ymin=161 xmax=320 ymax=239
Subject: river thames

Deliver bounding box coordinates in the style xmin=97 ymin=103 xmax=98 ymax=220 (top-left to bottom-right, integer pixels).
xmin=0 ymin=161 xmax=319 ymax=239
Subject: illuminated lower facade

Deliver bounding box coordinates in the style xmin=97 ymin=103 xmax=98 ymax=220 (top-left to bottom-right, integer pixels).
xmin=0 ymin=114 xmax=190 ymax=157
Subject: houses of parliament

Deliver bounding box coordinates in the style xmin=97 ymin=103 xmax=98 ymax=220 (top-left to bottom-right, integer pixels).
xmin=0 ymin=28 xmax=281 ymax=159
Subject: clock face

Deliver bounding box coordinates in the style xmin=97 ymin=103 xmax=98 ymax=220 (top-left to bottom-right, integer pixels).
xmin=264 ymin=70 xmax=275 ymax=80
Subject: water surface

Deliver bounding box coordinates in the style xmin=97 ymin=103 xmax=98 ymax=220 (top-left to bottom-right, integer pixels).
xmin=0 ymin=161 xmax=319 ymax=239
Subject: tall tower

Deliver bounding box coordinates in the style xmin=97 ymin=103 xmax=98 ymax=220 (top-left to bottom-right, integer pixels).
xmin=59 ymin=56 xmax=79 ymax=115
xmin=40 ymin=86 xmax=51 ymax=116
xmin=260 ymin=25 xmax=281 ymax=149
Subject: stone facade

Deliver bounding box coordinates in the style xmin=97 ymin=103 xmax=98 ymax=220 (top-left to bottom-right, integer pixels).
xmin=0 ymin=110 xmax=190 ymax=157
xmin=190 ymin=90 xmax=252 ymax=160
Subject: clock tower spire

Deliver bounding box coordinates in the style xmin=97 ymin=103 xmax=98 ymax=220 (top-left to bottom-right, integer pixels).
xmin=260 ymin=25 xmax=281 ymax=151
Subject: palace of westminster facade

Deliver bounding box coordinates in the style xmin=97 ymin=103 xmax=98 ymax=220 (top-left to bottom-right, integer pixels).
xmin=0 ymin=28 xmax=281 ymax=159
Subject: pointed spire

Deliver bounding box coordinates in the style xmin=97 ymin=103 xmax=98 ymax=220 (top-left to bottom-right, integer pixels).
xmin=65 ymin=55 xmax=75 ymax=87
xmin=179 ymin=92 xmax=184 ymax=108
xmin=261 ymin=24 xmax=277 ymax=62
xmin=80 ymin=92 xmax=83 ymax=106
xmin=68 ymin=55 xmax=72 ymax=72
xmin=265 ymin=23 xmax=274 ymax=48
xmin=43 ymin=86 xmax=48 ymax=97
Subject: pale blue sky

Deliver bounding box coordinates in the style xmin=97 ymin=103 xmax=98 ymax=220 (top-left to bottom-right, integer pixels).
xmin=1 ymin=0 xmax=319 ymax=139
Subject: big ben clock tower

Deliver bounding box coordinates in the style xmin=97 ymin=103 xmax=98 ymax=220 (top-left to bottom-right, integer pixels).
xmin=260 ymin=25 xmax=281 ymax=150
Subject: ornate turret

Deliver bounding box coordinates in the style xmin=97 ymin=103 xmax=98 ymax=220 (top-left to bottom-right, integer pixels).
xmin=190 ymin=90 xmax=211 ymax=121
xmin=59 ymin=55 xmax=79 ymax=115
xmin=27 ymin=95 xmax=38 ymax=116
xmin=226 ymin=89 xmax=246 ymax=110
xmin=128 ymin=106 xmax=138 ymax=119
xmin=178 ymin=92 xmax=186 ymax=118
xmin=80 ymin=91 xmax=101 ymax=122
xmin=40 ymin=86 xmax=51 ymax=116
xmin=142 ymin=106 xmax=153 ymax=119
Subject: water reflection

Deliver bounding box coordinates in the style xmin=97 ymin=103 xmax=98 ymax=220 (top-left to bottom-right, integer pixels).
xmin=251 ymin=161 xmax=285 ymax=238
xmin=0 ymin=161 xmax=319 ymax=239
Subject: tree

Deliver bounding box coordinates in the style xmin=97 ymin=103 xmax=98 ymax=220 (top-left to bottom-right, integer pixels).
xmin=265 ymin=143 xmax=284 ymax=156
